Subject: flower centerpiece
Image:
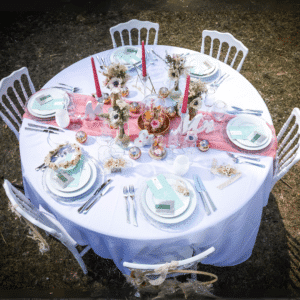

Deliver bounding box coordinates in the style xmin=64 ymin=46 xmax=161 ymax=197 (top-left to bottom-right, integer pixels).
xmin=179 ymin=79 xmax=207 ymax=120
xmin=166 ymin=54 xmax=189 ymax=101
xmin=138 ymin=94 xmax=170 ymax=135
xmin=102 ymin=63 xmax=131 ymax=105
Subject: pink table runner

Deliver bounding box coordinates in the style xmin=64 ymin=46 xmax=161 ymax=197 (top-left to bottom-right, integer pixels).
xmin=24 ymin=93 xmax=277 ymax=158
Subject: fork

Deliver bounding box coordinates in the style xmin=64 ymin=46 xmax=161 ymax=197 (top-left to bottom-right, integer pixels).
xmin=233 ymin=157 xmax=265 ymax=168
xmin=129 ymin=185 xmax=138 ymax=227
xmin=211 ymin=73 xmax=230 ymax=88
xmin=226 ymin=152 xmax=261 ymax=162
xmin=123 ymin=186 xmax=130 ymax=224
xmin=58 ymin=83 xmax=80 ymax=93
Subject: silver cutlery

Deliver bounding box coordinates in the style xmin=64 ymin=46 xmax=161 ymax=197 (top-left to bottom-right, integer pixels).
xmin=226 ymin=152 xmax=261 ymax=162
xmin=226 ymin=110 xmax=262 ymax=117
xmin=195 ymin=175 xmax=217 ymax=212
xmin=101 ymin=57 xmax=107 ymax=68
xmin=211 ymin=73 xmax=230 ymax=88
xmin=58 ymin=83 xmax=80 ymax=93
xmin=83 ymin=180 xmax=112 ymax=214
xmin=129 ymin=185 xmax=138 ymax=227
xmin=52 ymin=86 xmax=80 ymax=93
xmin=123 ymin=186 xmax=130 ymax=224
xmin=231 ymin=106 xmax=263 ymax=114
xmin=232 ymin=158 xmax=265 ymax=168
xmin=193 ymin=175 xmax=211 ymax=216
xmin=28 ymin=123 xmax=64 ymax=132
xmin=151 ymin=49 xmax=167 ymax=63
xmin=35 ymin=150 xmax=60 ymax=171
xmin=96 ymin=56 xmax=106 ymax=70
xmin=78 ymin=179 xmax=111 ymax=213
xmin=25 ymin=127 xmax=59 ymax=134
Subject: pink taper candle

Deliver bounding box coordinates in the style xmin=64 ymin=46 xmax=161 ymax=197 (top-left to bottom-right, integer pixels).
xmin=91 ymin=57 xmax=102 ymax=98
xmin=142 ymin=40 xmax=147 ymax=77
xmin=181 ymin=74 xmax=190 ymax=114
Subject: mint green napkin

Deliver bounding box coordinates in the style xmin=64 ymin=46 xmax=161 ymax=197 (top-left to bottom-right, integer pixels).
xmin=147 ymin=174 xmax=184 ymax=210
xmin=117 ymin=51 xmax=140 ymax=64
xmin=64 ymin=154 xmax=85 ymax=188
xmin=228 ymin=125 xmax=257 ymax=140
xmin=32 ymin=97 xmax=65 ymax=111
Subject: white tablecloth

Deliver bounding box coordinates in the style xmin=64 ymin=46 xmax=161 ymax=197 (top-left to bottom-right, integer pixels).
xmin=20 ymin=46 xmax=274 ymax=275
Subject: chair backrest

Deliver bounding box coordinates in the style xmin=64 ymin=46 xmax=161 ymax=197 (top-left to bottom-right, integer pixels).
xmin=272 ymin=107 xmax=300 ymax=188
xmin=3 ymin=179 xmax=62 ymax=238
xmin=110 ymin=19 xmax=159 ymax=48
xmin=201 ymin=30 xmax=248 ymax=72
xmin=123 ymin=246 xmax=215 ymax=271
xmin=0 ymin=67 xmax=36 ymax=140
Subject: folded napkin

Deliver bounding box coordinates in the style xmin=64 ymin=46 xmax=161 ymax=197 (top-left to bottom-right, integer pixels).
xmin=64 ymin=154 xmax=85 ymax=188
xmin=117 ymin=50 xmax=140 ymax=65
xmin=147 ymin=174 xmax=184 ymax=210
xmin=228 ymin=125 xmax=257 ymax=140
xmin=32 ymin=97 xmax=65 ymax=111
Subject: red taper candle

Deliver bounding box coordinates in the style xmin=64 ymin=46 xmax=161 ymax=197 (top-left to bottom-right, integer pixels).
xmin=91 ymin=57 xmax=102 ymax=98
xmin=141 ymin=40 xmax=147 ymax=77
xmin=181 ymin=74 xmax=190 ymax=114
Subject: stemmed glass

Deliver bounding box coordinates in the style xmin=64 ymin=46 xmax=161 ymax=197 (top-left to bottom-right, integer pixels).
xmin=166 ymin=129 xmax=179 ymax=164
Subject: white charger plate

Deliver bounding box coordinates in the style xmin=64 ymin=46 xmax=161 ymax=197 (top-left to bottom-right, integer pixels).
xmin=185 ymin=54 xmax=219 ymax=79
xmin=145 ymin=176 xmax=191 ymax=218
xmin=110 ymin=46 xmax=142 ymax=68
xmin=226 ymin=115 xmax=272 ymax=151
xmin=140 ymin=174 xmax=197 ymax=224
xmin=44 ymin=159 xmax=97 ymax=198
xmin=27 ymin=88 xmax=70 ymax=118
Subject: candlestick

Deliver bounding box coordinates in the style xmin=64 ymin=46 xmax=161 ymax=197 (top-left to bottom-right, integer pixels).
xmin=181 ymin=74 xmax=190 ymax=114
xmin=91 ymin=57 xmax=102 ymax=98
xmin=142 ymin=40 xmax=147 ymax=77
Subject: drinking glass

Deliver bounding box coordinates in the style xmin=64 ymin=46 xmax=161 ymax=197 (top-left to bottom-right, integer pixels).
xmin=204 ymin=87 xmax=216 ymax=108
xmin=173 ymin=155 xmax=191 ymax=176
xmin=212 ymin=100 xmax=228 ymax=122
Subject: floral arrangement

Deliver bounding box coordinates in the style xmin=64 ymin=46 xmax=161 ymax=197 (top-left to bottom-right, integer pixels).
xmin=142 ymin=98 xmax=167 ymax=133
xmin=175 ymin=180 xmax=190 ymax=196
xmin=103 ymin=157 xmax=128 ymax=173
xmin=166 ymin=54 xmax=188 ymax=91
xmin=44 ymin=142 xmax=81 ymax=171
xmin=179 ymin=79 xmax=207 ymax=120
xmin=102 ymin=63 xmax=130 ymax=88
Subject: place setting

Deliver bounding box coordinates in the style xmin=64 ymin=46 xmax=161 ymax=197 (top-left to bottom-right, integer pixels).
xmin=40 ymin=142 xmax=108 ymax=209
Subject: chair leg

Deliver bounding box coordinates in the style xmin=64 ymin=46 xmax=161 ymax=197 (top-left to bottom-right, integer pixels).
xmin=68 ymin=246 xmax=88 ymax=275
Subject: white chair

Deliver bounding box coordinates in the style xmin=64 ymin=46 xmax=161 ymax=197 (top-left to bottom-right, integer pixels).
xmin=0 ymin=67 xmax=36 ymax=140
xmin=3 ymin=179 xmax=91 ymax=275
xmin=201 ymin=30 xmax=248 ymax=72
xmin=272 ymin=107 xmax=300 ymax=188
xmin=110 ymin=19 xmax=159 ymax=48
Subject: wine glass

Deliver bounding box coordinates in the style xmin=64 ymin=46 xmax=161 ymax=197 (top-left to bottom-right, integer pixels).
xmin=204 ymin=86 xmax=216 ymax=108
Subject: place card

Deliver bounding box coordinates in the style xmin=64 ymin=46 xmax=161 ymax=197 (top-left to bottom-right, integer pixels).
xmin=53 ymin=171 xmax=74 ymax=189
xmin=155 ymin=201 xmax=175 ymax=215
xmin=228 ymin=125 xmax=257 ymax=140
xmin=247 ymin=130 xmax=268 ymax=144
xmin=35 ymin=94 xmax=53 ymax=106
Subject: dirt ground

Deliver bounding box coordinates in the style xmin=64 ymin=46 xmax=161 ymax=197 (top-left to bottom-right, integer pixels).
xmin=0 ymin=0 xmax=300 ymax=299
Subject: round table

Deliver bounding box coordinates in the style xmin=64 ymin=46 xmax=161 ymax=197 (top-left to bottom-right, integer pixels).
xmin=20 ymin=45 xmax=274 ymax=275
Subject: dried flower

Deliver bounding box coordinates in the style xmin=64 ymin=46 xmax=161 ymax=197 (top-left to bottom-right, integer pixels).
xmin=150 ymin=119 xmax=161 ymax=129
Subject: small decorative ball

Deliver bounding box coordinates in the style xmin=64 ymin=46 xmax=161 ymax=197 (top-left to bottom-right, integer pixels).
xmin=121 ymin=86 xmax=130 ymax=97
xmin=98 ymin=93 xmax=109 ymax=104
xmin=104 ymin=94 xmax=111 ymax=104
xmin=166 ymin=106 xmax=177 ymax=118
xmin=129 ymin=146 xmax=142 ymax=160
xmin=76 ymin=131 xmax=87 ymax=144
xmin=197 ymin=139 xmax=210 ymax=152
xmin=129 ymin=102 xmax=141 ymax=114
xmin=159 ymin=87 xmax=169 ymax=99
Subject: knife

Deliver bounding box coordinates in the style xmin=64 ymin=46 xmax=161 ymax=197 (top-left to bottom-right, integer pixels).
xmin=78 ymin=179 xmax=111 ymax=213
xmin=83 ymin=180 xmax=112 ymax=214
xmin=231 ymin=106 xmax=263 ymax=114
xmin=193 ymin=175 xmax=211 ymax=216
xmin=195 ymin=175 xmax=217 ymax=212
xmin=28 ymin=123 xmax=64 ymax=132
xmin=226 ymin=111 xmax=262 ymax=117
xmin=25 ymin=127 xmax=59 ymax=134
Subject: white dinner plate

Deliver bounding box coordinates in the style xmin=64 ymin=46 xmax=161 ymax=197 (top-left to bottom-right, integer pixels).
xmin=50 ymin=157 xmax=92 ymax=193
xmin=185 ymin=54 xmax=219 ymax=79
xmin=27 ymin=88 xmax=70 ymax=118
xmin=226 ymin=115 xmax=273 ymax=151
xmin=145 ymin=176 xmax=191 ymax=218
xmin=140 ymin=174 xmax=197 ymax=224
xmin=110 ymin=46 xmax=142 ymax=68
xmin=44 ymin=158 xmax=97 ymax=198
